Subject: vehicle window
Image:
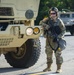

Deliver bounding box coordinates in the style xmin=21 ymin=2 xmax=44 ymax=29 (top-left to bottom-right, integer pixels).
xmin=72 ymin=14 xmax=74 ymax=18
xmin=60 ymin=14 xmax=70 ymax=18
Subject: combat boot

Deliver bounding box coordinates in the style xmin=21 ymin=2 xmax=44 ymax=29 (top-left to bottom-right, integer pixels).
xmin=43 ymin=63 xmax=52 ymax=72
xmin=56 ymin=64 xmax=62 ymax=73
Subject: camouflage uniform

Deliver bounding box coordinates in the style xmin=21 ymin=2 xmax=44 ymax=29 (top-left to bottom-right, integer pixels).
xmin=40 ymin=17 xmax=66 ymax=71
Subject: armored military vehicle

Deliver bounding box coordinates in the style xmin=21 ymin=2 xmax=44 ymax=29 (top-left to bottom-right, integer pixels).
xmin=58 ymin=11 xmax=74 ymax=35
xmin=0 ymin=0 xmax=42 ymax=68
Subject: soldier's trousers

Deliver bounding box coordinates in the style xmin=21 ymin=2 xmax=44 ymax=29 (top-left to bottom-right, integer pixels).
xmin=45 ymin=37 xmax=63 ymax=64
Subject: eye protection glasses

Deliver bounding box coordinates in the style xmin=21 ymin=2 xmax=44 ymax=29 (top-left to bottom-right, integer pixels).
xmin=50 ymin=13 xmax=56 ymax=15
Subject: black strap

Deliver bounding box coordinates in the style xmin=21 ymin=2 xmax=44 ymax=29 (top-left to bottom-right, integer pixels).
xmin=46 ymin=18 xmax=60 ymax=53
xmin=46 ymin=31 xmax=59 ymax=53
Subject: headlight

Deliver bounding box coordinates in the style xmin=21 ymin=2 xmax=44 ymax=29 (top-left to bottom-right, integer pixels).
xmin=26 ymin=27 xmax=33 ymax=35
xmin=33 ymin=27 xmax=40 ymax=35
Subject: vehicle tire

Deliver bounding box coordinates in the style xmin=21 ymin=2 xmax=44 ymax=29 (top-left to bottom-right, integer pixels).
xmin=4 ymin=39 xmax=41 ymax=68
xmin=70 ymin=26 xmax=74 ymax=36
xmin=70 ymin=31 xmax=74 ymax=36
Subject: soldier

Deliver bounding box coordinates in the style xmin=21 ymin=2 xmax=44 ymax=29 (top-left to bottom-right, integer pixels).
xmin=40 ymin=7 xmax=66 ymax=73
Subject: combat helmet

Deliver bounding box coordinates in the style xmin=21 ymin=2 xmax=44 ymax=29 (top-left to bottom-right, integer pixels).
xmin=49 ymin=7 xmax=58 ymax=16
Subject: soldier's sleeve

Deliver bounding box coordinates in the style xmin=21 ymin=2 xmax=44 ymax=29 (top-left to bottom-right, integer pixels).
xmin=39 ymin=18 xmax=49 ymax=38
xmin=39 ymin=18 xmax=48 ymax=25
xmin=39 ymin=18 xmax=50 ymax=30
xmin=58 ymin=19 xmax=66 ymax=38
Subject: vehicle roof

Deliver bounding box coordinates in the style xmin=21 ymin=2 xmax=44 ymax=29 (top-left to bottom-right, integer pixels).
xmin=59 ymin=11 xmax=74 ymax=14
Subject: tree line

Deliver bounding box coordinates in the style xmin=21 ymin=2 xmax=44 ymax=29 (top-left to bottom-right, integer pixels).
xmin=35 ymin=0 xmax=74 ymax=24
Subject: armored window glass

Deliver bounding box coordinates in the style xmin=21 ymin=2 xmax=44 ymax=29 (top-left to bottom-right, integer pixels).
xmin=60 ymin=14 xmax=70 ymax=18
xmin=0 ymin=7 xmax=14 ymax=16
xmin=72 ymin=14 xmax=74 ymax=18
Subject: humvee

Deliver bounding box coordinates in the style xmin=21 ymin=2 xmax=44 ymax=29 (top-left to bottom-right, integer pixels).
xmin=0 ymin=0 xmax=42 ymax=68
xmin=58 ymin=11 xmax=74 ymax=35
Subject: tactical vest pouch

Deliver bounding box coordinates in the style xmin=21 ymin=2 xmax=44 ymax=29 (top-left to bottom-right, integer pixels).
xmin=53 ymin=26 xmax=62 ymax=35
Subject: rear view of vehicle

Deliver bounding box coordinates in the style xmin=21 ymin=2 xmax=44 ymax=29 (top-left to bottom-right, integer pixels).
xmin=58 ymin=12 xmax=74 ymax=35
xmin=0 ymin=0 xmax=42 ymax=68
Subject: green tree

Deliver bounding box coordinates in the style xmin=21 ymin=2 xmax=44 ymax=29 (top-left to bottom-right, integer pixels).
xmin=35 ymin=0 xmax=74 ymax=25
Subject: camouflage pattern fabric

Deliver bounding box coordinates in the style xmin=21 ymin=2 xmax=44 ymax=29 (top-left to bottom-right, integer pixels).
xmin=40 ymin=17 xmax=65 ymax=64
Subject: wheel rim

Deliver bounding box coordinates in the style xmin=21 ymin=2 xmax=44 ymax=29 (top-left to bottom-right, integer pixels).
xmin=11 ymin=44 xmax=26 ymax=59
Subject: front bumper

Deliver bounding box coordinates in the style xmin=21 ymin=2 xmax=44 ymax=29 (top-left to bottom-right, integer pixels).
xmin=0 ymin=24 xmax=42 ymax=48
